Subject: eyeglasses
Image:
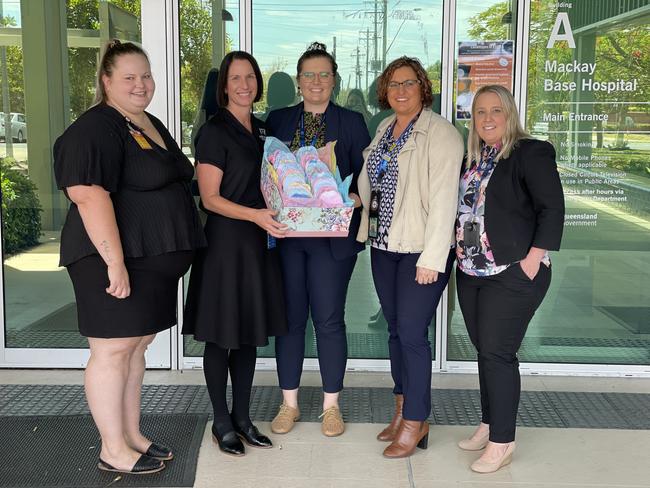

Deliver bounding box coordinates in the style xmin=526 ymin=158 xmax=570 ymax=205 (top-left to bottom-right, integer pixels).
xmin=300 ymin=71 xmax=333 ymax=81
xmin=387 ymin=79 xmax=421 ymax=90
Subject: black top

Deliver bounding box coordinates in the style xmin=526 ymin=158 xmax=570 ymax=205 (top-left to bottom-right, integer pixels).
xmin=481 ymin=138 xmax=565 ymax=265
xmin=195 ymin=107 xmax=267 ymax=212
xmin=54 ymin=103 xmax=206 ymax=266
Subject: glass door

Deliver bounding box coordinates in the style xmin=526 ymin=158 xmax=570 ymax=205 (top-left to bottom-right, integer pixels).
xmin=0 ymin=0 xmax=171 ymax=368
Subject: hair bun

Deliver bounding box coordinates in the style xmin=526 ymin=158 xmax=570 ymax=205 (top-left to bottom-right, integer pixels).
xmin=306 ymin=41 xmax=327 ymax=52
xmin=107 ymin=39 xmax=122 ymax=50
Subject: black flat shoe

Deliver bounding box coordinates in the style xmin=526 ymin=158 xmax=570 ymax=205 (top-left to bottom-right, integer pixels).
xmin=235 ymin=423 xmax=273 ymax=449
xmin=144 ymin=442 xmax=174 ymax=461
xmin=212 ymin=426 xmax=245 ymax=457
xmin=97 ymin=454 xmax=165 ymax=475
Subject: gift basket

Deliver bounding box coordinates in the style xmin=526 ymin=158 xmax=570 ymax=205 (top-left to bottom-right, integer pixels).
xmin=260 ymin=137 xmax=354 ymax=237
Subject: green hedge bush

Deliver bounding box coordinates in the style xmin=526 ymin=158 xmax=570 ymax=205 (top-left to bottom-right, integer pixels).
xmin=1 ymin=157 xmax=42 ymax=256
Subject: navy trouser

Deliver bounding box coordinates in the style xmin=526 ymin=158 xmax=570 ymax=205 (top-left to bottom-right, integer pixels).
xmin=275 ymin=237 xmax=356 ymax=393
xmin=371 ymin=248 xmax=454 ymax=421
xmin=456 ymin=263 xmax=552 ymax=443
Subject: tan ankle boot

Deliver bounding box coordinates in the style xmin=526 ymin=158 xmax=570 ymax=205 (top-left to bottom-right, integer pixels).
xmin=377 ymin=394 xmax=403 ymax=442
xmin=382 ymin=420 xmax=429 ymax=458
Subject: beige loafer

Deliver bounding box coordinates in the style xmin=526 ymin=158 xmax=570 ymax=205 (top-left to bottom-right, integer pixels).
xmin=271 ymin=403 xmax=300 ymax=434
xmin=470 ymin=442 xmax=515 ymax=473
xmin=320 ymin=406 xmax=345 ymax=437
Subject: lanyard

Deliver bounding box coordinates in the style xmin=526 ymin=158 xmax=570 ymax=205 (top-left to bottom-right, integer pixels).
xmin=374 ymin=114 xmax=418 ymax=185
xmin=299 ymin=111 xmax=326 ymax=148
xmin=469 ymin=146 xmax=497 ymax=217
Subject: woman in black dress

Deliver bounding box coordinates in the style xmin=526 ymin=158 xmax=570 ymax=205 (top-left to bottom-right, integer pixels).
xmin=183 ymin=51 xmax=288 ymax=457
xmin=53 ymin=41 xmax=205 ymax=474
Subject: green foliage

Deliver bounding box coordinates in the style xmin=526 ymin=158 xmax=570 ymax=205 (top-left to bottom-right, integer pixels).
xmin=467 ymin=2 xmax=510 ymax=41
xmin=66 ymin=0 xmax=142 ymax=120
xmin=1 ymin=158 xmax=42 ymax=256
xmin=180 ymin=0 xmax=216 ymax=130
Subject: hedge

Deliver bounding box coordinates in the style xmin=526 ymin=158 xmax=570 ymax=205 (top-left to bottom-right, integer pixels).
xmin=1 ymin=157 xmax=42 ymax=256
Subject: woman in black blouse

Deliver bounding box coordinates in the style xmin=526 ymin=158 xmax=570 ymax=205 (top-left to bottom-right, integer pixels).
xmin=54 ymin=41 xmax=205 ymax=474
xmin=183 ymin=51 xmax=288 ymax=457
xmin=455 ymin=85 xmax=564 ymax=473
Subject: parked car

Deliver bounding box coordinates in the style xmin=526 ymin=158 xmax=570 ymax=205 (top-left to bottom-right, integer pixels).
xmin=0 ymin=112 xmax=27 ymax=142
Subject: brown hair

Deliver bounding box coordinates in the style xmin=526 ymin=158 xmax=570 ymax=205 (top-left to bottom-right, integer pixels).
xmin=376 ymin=56 xmax=433 ymax=110
xmin=93 ymin=39 xmax=150 ymax=105
xmin=296 ymin=41 xmax=338 ymax=77
xmin=216 ymin=51 xmax=264 ymax=108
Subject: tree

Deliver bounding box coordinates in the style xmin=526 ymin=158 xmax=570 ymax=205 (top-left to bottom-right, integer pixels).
xmin=467 ymin=2 xmax=510 ymax=41
xmin=66 ymin=0 xmax=141 ymax=119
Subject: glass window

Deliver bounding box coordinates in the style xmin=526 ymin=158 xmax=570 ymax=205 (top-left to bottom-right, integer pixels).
xmin=1 ymin=0 xmax=141 ymax=349
xmin=446 ymin=0 xmax=519 ymax=361
xmin=520 ymin=0 xmax=649 ymax=364
xmin=448 ymin=0 xmax=650 ymax=366
xmin=180 ymin=0 xmax=240 ymax=358
xmin=251 ymin=0 xmax=444 ymax=360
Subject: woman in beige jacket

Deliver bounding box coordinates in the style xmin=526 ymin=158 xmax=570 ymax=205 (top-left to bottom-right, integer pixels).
xmin=357 ymin=56 xmax=464 ymax=458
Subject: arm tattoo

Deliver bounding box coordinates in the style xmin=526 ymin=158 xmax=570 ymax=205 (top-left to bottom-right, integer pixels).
xmin=100 ymin=240 xmax=113 ymax=264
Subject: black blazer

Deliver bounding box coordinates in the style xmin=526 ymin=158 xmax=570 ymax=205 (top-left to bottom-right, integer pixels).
xmin=481 ymin=139 xmax=565 ymax=265
xmin=266 ymin=102 xmax=370 ymax=260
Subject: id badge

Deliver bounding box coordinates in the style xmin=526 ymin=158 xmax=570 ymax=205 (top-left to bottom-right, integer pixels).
xmin=462 ymin=220 xmax=480 ymax=248
xmin=130 ymin=130 xmax=153 ymax=150
xmin=368 ymin=189 xmax=381 ymax=239
xmin=267 ymin=233 xmax=276 ymax=250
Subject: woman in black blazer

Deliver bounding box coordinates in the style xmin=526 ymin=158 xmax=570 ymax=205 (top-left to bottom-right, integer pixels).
xmin=454 ymin=85 xmax=564 ymax=473
xmin=265 ymin=42 xmax=370 ymax=437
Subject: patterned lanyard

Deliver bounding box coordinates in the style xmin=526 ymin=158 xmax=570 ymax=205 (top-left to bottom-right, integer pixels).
xmin=375 ymin=114 xmax=418 ymax=184
xmin=469 ymin=145 xmax=498 ymax=216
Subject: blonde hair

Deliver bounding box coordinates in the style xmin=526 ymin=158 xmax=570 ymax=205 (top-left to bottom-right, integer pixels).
xmin=466 ymin=84 xmax=530 ymax=166
xmin=93 ymin=39 xmax=149 ymax=105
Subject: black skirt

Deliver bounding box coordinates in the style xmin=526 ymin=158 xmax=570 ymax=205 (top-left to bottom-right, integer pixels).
xmin=67 ymin=251 xmax=194 ymax=338
xmin=183 ymin=215 xmax=287 ymax=348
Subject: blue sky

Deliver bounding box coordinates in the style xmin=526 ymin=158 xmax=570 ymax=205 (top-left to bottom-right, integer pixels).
xmin=241 ymin=0 xmax=503 ymax=92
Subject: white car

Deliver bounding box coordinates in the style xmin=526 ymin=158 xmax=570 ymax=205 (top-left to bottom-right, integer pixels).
xmin=0 ymin=112 xmax=27 ymax=142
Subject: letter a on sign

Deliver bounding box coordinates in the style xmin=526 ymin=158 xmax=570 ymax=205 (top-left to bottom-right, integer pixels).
xmin=547 ymin=12 xmax=576 ymax=48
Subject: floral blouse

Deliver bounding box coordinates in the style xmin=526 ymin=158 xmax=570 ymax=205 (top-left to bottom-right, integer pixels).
xmin=456 ymin=144 xmax=550 ymax=276
xmin=290 ymin=111 xmax=326 ymax=151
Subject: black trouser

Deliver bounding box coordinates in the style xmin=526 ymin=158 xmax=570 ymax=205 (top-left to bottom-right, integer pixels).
xmin=203 ymin=342 xmax=257 ymax=435
xmin=456 ymin=263 xmax=552 ymax=443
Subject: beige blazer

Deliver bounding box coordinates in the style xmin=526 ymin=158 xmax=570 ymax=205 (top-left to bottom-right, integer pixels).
xmin=357 ymin=108 xmax=464 ymax=272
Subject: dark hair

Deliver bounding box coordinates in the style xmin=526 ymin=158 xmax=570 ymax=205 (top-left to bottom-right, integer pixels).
xmin=296 ymin=42 xmax=338 ymax=77
xmin=94 ymin=39 xmax=150 ymax=104
xmin=376 ymin=56 xmax=433 ymax=110
xmin=216 ymin=51 xmax=264 ymax=108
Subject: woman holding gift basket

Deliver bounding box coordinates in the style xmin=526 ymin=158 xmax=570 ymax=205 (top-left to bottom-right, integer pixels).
xmin=357 ymin=57 xmax=464 ymax=458
xmin=266 ymin=42 xmax=370 ymax=437
xmin=183 ymin=51 xmax=287 ymax=457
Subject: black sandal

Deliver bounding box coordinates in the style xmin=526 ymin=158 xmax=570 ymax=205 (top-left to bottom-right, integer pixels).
xmin=144 ymin=442 xmax=174 ymax=461
xmin=97 ymin=454 xmax=165 ymax=475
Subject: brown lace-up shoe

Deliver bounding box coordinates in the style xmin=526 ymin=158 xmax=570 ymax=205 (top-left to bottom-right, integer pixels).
xmin=271 ymin=403 xmax=300 ymax=434
xmin=377 ymin=394 xmax=403 ymax=442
